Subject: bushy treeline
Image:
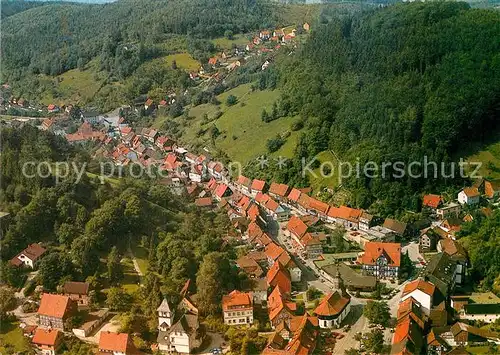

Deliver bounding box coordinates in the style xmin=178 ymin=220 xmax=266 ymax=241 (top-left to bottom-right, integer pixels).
xmin=269 ymin=2 xmax=500 ymax=216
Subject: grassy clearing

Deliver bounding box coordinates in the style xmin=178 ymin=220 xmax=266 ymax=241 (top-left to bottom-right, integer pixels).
xmin=120 ymin=257 xmax=141 ymax=294
xmin=212 ymin=34 xmax=250 ymax=49
xmin=164 ymin=53 xmax=200 ymax=71
xmin=466 ymin=346 xmax=495 ymax=354
xmin=308 ymin=151 xmax=341 ymax=192
xmin=466 ymin=139 xmax=500 ymax=180
xmin=0 ymin=322 xmax=31 ymax=353
xmin=130 ymin=240 xmax=149 ymax=275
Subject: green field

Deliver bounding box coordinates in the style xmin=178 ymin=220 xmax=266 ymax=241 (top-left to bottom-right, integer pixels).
xmin=466 ymin=139 xmax=500 ymax=180
xmin=308 ymin=151 xmax=341 ymax=191
xmin=164 ymin=52 xmax=200 ymax=71
xmin=0 ymin=323 xmax=31 ymax=354
xmin=130 ymin=241 xmax=149 ymax=275
xmin=212 ymin=34 xmax=251 ymax=49
xmin=120 ymin=257 xmax=141 ymax=294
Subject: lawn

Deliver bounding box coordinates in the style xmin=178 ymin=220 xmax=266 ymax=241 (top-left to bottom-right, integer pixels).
xmin=465 ymin=139 xmax=500 ymax=180
xmin=0 ymin=322 xmax=31 ymax=354
xmin=212 ymin=34 xmax=250 ymax=49
xmin=120 ymin=257 xmax=141 ymax=294
xmin=164 ymin=53 xmax=200 ymax=71
xmin=130 ymin=240 xmax=149 ymax=275
xmin=308 ymin=150 xmax=341 ymax=192
xmin=466 ymin=346 xmax=496 ymax=354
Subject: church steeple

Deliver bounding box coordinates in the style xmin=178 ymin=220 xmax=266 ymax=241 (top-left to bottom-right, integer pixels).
xmin=333 ymin=266 xmax=349 ymax=298
xmin=157 ymin=298 xmax=174 ymax=330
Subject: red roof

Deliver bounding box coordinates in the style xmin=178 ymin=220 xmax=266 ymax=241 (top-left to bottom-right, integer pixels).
xmin=267 ymin=262 xmax=291 ymax=294
xmin=99 ymin=331 xmax=130 ymax=353
xmin=222 ymin=290 xmax=253 ymax=311
xmin=287 ymin=215 xmax=308 ymax=238
xmin=237 ymin=175 xmax=251 ymax=187
xmin=269 ymin=182 xmax=290 ymax=197
xmin=38 ymin=293 xmax=72 ymax=318
xmin=314 ymin=292 xmax=350 ymax=317
xmin=462 ymin=187 xmax=480 ymax=198
xmin=32 ymin=328 xmax=61 ymax=347
xmin=265 ymin=198 xmax=280 ymax=212
xmin=47 ymin=104 xmax=56 ymax=110
xmin=265 ymin=242 xmax=286 ymax=261
xmin=145 ymin=98 xmax=153 ymax=106
xmin=287 ymin=188 xmax=302 ymax=202
xmin=308 ymin=198 xmax=329 ymax=214
xmin=423 ymin=194 xmax=442 ymax=209
xmin=10 ymin=243 xmax=46 ymax=266
xmin=215 ymin=184 xmax=229 ymax=198
xmin=327 ymin=205 xmax=362 ymax=222
xmin=251 ymin=179 xmax=266 ymax=192
xmin=195 ymin=197 xmax=213 ymax=207
xmin=255 ymin=192 xmax=271 ymax=204
xmin=360 ymin=242 xmax=401 ymax=267
xmin=402 ymin=279 xmax=435 ymax=297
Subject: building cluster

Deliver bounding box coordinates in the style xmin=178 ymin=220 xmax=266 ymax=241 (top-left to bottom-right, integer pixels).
xmin=392 ymin=274 xmax=500 ymax=354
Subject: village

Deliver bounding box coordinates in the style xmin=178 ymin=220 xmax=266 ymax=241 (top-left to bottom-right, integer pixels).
xmin=2 ymin=78 xmax=500 ymax=355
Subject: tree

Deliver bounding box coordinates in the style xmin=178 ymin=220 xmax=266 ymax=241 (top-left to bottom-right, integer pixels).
xmin=39 ymin=252 xmax=75 ymax=291
xmin=107 ymin=246 xmax=123 ymax=285
xmin=345 ymin=349 xmax=359 ymax=355
xmin=362 ymin=329 xmax=384 ymax=353
xmin=196 ymin=252 xmax=233 ymax=315
xmin=171 ymin=60 xmax=177 ymax=70
xmin=106 ymin=287 xmax=132 ymax=311
xmin=226 ymin=95 xmax=237 ymax=106
xmin=0 ymin=287 xmax=17 ymax=313
xmin=224 ymin=30 xmax=234 ymax=40
xmin=364 ymin=301 xmax=390 ymax=326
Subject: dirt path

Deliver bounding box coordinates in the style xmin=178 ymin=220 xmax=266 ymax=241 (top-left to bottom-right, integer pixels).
xmin=127 ymin=245 xmax=143 ymax=277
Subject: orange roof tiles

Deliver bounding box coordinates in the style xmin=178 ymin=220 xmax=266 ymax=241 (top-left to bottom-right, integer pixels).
xmin=252 ymin=179 xmax=266 ymax=192
xmin=195 ymin=197 xmax=213 ymax=207
xmin=307 ymin=198 xmax=329 ymax=214
xmin=99 ymin=331 xmax=130 ymax=353
xmin=313 ymin=292 xmax=350 ymax=317
xmin=287 ymin=216 xmax=308 ymax=238
xmin=287 ymin=188 xmax=302 ymax=202
xmin=37 ymin=293 xmax=72 ymax=318
xmin=423 ymin=194 xmax=442 ymax=209
xmin=222 ymin=290 xmax=253 ymax=311
xmin=462 ymin=187 xmax=480 ymax=198
xmin=214 ymin=184 xmax=229 ymax=198
xmin=267 ymin=262 xmax=291 ymax=294
xmin=360 ymin=242 xmax=401 ymax=267
xmin=32 ymin=328 xmax=61 ymax=347
xmin=402 ymin=279 xmax=436 ymax=297
xmin=265 ymin=242 xmax=286 ymax=261
xmin=269 ymin=182 xmax=290 ymax=197
xmin=327 ymin=205 xmax=362 ymax=222
xmin=237 ymin=175 xmax=251 ymax=187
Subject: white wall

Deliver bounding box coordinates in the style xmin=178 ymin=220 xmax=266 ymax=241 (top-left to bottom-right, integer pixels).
xmin=400 ymin=290 xmax=432 ymax=315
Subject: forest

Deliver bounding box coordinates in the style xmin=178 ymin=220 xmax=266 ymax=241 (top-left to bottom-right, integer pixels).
xmin=255 ymin=2 xmax=500 ymax=217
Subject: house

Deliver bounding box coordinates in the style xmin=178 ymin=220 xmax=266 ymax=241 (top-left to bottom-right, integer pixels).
xmin=419 ymin=226 xmax=448 ymax=252
xmin=319 ymin=264 xmax=376 ymax=292
xmin=298 ymin=233 xmax=323 ymax=260
xmin=268 ymin=286 xmax=296 ymax=328
xmin=441 ymin=217 xmax=463 ymax=234
xmin=267 ymin=261 xmax=292 ymax=294
xmin=72 ymin=308 xmax=109 ymax=337
xmin=62 ymin=281 xmax=90 ymax=307
xmin=80 ymin=110 xmax=101 ymax=124
xmin=144 ymin=98 xmax=154 ymax=110
xmin=458 ymin=187 xmax=480 ymax=205
xmin=208 ymin=57 xmax=219 ymax=68
xmin=214 ymin=183 xmax=232 ymax=201
xmin=10 ymin=243 xmax=46 ymax=268
xmin=326 ymin=206 xmax=362 ymax=229
xmin=485 ymin=180 xmax=500 ymax=200
xmin=437 ymin=237 xmax=468 ymax=273
xmin=194 ymin=197 xmax=213 ymax=208
xmin=423 ymin=194 xmax=443 ymax=210
xmin=359 ymin=211 xmax=374 ymax=231
xmin=436 ymin=202 xmax=462 ymax=220
xmin=447 ymin=322 xmax=500 ymax=347
xmin=250 ymin=179 xmax=266 ymax=197
xmin=222 ymin=290 xmax=253 ymax=326
xmin=401 ymin=279 xmax=435 ymax=315
xmin=451 ymin=292 xmax=500 ymax=323
xmin=207 ymin=161 xmax=225 ymax=180
xmin=391 ymin=313 xmax=424 ymax=355
xmin=47 ymin=104 xmax=60 ymax=113
xmin=263 ymin=198 xmax=290 ymax=221
xmin=98 ymin=331 xmax=134 ymax=355
xmin=286 ymin=215 xmax=308 ymax=243
xmin=421 ymin=252 xmax=459 ymax=297
xmin=259 ymin=30 xmax=271 ymax=40
xmin=359 ymin=242 xmax=401 ymax=279
xmin=263 ymin=314 xmax=319 ymax=355
xmin=32 ymin=328 xmax=63 ymax=355
xmin=236 ymin=175 xmax=252 ymax=194
xmin=38 ymin=293 xmax=75 ymax=330
xmin=157 ymin=297 xmax=205 ymax=354
xmin=41 ymin=118 xmax=55 ymax=131
xmin=382 ymin=218 xmax=407 ymax=237
xmin=268 ymin=182 xmax=290 ymax=201
xmin=286 ymin=188 xmax=302 ymax=206
xmin=307 ymin=198 xmax=330 ymax=219
xmin=313 ymin=289 xmax=351 ymax=329
xmin=236 ymin=256 xmax=264 ymax=278
xmin=397 ymin=297 xmax=425 ymax=329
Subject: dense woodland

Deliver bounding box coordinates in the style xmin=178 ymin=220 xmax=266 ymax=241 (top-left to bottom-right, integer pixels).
xmin=253 ymin=2 xmax=500 ymax=217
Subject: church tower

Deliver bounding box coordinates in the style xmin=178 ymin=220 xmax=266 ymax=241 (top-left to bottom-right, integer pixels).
xmin=157 ymin=298 xmax=174 ymax=331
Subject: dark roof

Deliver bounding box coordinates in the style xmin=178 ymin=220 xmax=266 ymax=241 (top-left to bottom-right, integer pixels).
xmin=63 ymin=281 xmax=89 ymax=295
xmin=321 ymin=263 xmax=376 ymax=289
xmin=421 ymin=252 xmax=457 ymax=297
xmin=464 ymin=303 xmax=500 ymax=315
xmin=383 ymin=218 xmax=407 ymax=235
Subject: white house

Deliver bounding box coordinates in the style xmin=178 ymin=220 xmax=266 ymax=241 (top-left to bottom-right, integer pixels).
xmin=222 ymin=290 xmax=254 ymax=326
xmin=157 ymin=308 xmax=204 ymax=354
xmin=458 ymin=187 xmax=480 ymax=205
xmin=400 ymin=279 xmax=435 ymax=315
xmin=10 ymin=243 xmax=46 ymax=268
xmin=313 ymin=291 xmax=351 ymax=329
xmin=451 ymin=293 xmax=500 ymax=324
